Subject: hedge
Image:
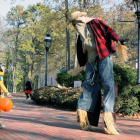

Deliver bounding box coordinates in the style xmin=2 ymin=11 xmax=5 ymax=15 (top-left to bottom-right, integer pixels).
xmin=32 ymin=86 xmax=82 ymax=110
xmin=32 ymin=63 xmax=140 ymax=116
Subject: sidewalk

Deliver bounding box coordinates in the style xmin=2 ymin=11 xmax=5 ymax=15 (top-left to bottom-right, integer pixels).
xmin=0 ymin=95 xmax=140 ymax=140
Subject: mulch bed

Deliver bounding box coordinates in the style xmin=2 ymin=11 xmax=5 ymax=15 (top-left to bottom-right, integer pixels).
xmin=116 ymin=112 xmax=140 ymax=119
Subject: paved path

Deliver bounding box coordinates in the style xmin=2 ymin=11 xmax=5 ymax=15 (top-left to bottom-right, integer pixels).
xmin=0 ymin=98 xmax=140 ymax=140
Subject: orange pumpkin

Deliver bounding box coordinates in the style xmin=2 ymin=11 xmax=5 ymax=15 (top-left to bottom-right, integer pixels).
xmin=0 ymin=98 xmax=13 ymax=112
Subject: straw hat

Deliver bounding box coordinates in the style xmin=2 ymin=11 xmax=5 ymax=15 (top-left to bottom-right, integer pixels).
xmin=68 ymin=11 xmax=87 ymax=23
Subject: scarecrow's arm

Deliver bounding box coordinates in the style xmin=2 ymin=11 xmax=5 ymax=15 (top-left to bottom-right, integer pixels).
xmin=98 ymin=19 xmax=120 ymax=41
xmin=97 ymin=19 xmax=129 ymax=62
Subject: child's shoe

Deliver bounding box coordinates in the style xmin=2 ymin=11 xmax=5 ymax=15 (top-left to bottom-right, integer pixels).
xmin=0 ymin=124 xmax=5 ymax=129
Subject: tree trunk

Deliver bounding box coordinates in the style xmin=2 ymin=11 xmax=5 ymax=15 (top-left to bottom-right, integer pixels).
xmin=12 ymin=67 xmax=16 ymax=93
xmin=74 ymin=33 xmax=78 ymax=68
xmin=28 ymin=64 xmax=32 ymax=79
xmin=65 ymin=0 xmax=70 ymax=70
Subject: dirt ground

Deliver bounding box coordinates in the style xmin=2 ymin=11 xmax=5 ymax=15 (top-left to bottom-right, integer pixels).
xmin=11 ymin=92 xmax=26 ymax=98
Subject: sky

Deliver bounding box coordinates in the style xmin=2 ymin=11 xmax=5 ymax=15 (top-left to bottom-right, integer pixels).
xmin=0 ymin=0 xmax=125 ymax=18
xmin=0 ymin=0 xmax=44 ymax=18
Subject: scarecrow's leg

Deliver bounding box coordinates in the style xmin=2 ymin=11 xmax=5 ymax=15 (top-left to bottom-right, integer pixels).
xmin=77 ymin=61 xmax=101 ymax=131
xmin=98 ymin=55 xmax=120 ymax=135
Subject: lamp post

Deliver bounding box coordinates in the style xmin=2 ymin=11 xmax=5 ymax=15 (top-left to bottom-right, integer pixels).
xmin=133 ymin=0 xmax=140 ymax=84
xmin=44 ymin=34 xmax=52 ymax=86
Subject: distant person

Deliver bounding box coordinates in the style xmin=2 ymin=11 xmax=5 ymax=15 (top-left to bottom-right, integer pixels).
xmin=25 ymin=78 xmax=32 ymax=100
xmin=0 ymin=64 xmax=11 ymax=128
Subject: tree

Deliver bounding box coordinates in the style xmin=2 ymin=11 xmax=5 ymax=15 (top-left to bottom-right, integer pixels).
xmin=6 ymin=5 xmax=26 ymax=93
xmin=1 ymin=0 xmax=138 ymax=92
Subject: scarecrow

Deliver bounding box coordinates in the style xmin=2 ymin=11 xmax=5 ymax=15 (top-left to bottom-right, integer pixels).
xmin=68 ymin=11 xmax=129 ymax=135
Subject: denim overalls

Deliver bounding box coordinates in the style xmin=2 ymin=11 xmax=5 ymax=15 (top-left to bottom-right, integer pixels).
xmin=77 ymin=55 xmax=115 ymax=113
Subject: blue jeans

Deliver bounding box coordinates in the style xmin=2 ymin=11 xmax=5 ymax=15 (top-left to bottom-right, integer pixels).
xmin=77 ymin=55 xmax=115 ymax=113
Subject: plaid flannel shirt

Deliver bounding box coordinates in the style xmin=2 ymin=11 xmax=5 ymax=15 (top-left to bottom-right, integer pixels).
xmin=77 ymin=19 xmax=120 ymax=67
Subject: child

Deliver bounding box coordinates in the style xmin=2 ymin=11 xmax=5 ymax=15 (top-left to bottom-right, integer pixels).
xmin=25 ymin=78 xmax=32 ymax=99
xmin=0 ymin=64 xmax=11 ymax=128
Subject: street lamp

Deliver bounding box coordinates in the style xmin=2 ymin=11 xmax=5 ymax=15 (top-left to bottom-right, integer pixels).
xmin=44 ymin=34 xmax=52 ymax=86
xmin=133 ymin=0 xmax=140 ymax=84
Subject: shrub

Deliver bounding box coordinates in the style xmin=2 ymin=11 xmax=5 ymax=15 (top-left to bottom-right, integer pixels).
xmin=113 ymin=64 xmax=137 ymax=94
xmin=115 ymin=85 xmax=139 ymax=115
xmin=113 ymin=64 xmax=140 ymax=115
xmin=56 ymin=70 xmax=85 ymax=87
